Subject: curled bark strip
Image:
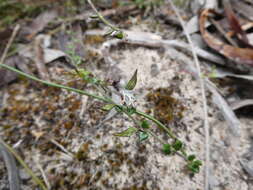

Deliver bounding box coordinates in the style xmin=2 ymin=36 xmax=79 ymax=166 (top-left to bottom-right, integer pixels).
xmin=199 ymin=9 xmax=253 ymax=66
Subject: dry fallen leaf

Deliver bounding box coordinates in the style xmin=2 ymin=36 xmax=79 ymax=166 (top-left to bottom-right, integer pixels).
xmin=20 ymin=34 xmax=66 ymax=64
xmin=26 ymin=10 xmax=58 ymax=40
xmin=224 ymin=0 xmax=249 ymax=45
xmin=199 ymin=9 xmax=253 ymax=67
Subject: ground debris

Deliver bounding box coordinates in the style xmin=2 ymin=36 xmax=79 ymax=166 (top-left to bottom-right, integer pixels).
xmin=146 ymin=87 xmax=185 ymax=124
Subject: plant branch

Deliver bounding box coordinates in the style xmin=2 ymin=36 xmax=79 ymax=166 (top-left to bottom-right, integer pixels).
xmin=0 ymin=25 xmax=20 ymax=64
xmin=87 ymin=0 xmax=121 ymax=32
xmin=135 ymin=110 xmax=176 ymax=139
xmin=0 ymin=62 xmax=111 ymax=103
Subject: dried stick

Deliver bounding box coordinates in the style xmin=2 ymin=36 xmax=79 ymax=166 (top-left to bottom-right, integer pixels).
xmin=166 ymin=1 xmax=210 ymax=189
xmin=0 ymin=25 xmax=20 ymax=64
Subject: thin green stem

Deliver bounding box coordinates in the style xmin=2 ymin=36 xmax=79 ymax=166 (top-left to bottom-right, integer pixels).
xmin=87 ymin=0 xmax=121 ymax=32
xmin=0 ymin=63 xmax=111 ymax=103
xmin=122 ymin=110 xmax=166 ymax=145
xmin=135 ymin=110 xmax=176 ymax=139
xmin=123 ymin=110 xmax=187 ymax=161
xmin=135 ymin=110 xmax=187 ymax=160
xmin=1 ymin=61 xmax=185 ymax=157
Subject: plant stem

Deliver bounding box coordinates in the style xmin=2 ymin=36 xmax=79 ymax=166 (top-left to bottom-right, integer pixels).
xmin=124 ymin=110 xmax=187 ymax=161
xmin=122 ymin=110 xmax=166 ymax=145
xmin=135 ymin=110 xmax=176 ymax=139
xmin=87 ymin=0 xmax=121 ymax=32
xmin=0 ymin=63 xmax=111 ymax=103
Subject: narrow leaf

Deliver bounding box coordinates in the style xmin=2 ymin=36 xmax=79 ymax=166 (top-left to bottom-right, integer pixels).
xmin=141 ymin=120 xmax=149 ymax=129
xmin=125 ymin=69 xmax=138 ymax=90
xmin=187 ymin=160 xmax=202 ymax=173
xmin=102 ymin=104 xmax=115 ymax=111
xmin=172 ymin=140 xmax=183 ymax=151
xmin=139 ymin=131 xmax=149 ymax=141
xmin=187 ymin=155 xmax=196 ymax=161
xmin=113 ymin=31 xmax=124 ymax=39
xmin=126 ymin=106 xmax=136 ymax=115
xmin=163 ymin=144 xmax=171 ymax=155
xmin=114 ymin=127 xmax=138 ymax=137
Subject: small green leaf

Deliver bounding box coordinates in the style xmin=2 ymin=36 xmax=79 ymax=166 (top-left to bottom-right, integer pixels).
xmin=114 ymin=127 xmax=138 ymax=137
xmin=163 ymin=144 xmax=171 ymax=155
xmin=194 ymin=160 xmax=202 ymax=166
xmin=172 ymin=140 xmax=183 ymax=151
xmin=141 ymin=120 xmax=149 ymax=129
xmin=102 ymin=104 xmax=115 ymax=111
xmin=139 ymin=131 xmax=149 ymax=141
xmin=187 ymin=160 xmax=202 ymax=173
xmin=76 ymin=69 xmax=91 ymax=78
xmin=125 ymin=69 xmax=138 ymax=90
xmin=113 ymin=31 xmax=124 ymax=39
xmin=126 ymin=107 xmax=136 ymax=115
xmin=187 ymin=155 xmax=196 ymax=161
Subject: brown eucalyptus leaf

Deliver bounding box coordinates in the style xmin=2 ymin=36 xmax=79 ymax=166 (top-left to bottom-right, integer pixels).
xmin=26 ymin=10 xmax=57 ymax=40
xmin=199 ymin=9 xmax=253 ymax=67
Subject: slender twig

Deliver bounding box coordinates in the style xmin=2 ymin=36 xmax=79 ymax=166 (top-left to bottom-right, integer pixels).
xmin=166 ymin=1 xmax=210 ymax=189
xmin=0 ymin=25 xmax=20 ymax=64
xmin=34 ymin=156 xmax=51 ymax=190
xmin=50 ymin=139 xmax=74 ymax=159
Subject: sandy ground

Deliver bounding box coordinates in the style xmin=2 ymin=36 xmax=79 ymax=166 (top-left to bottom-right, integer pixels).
xmin=0 ymin=19 xmax=253 ymax=190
